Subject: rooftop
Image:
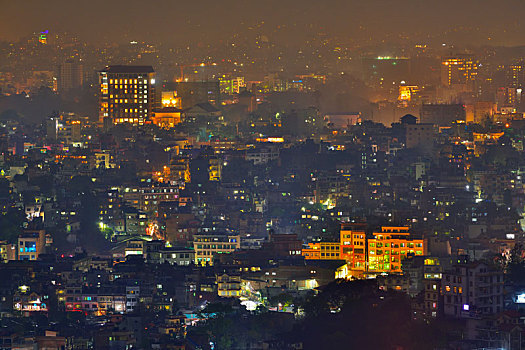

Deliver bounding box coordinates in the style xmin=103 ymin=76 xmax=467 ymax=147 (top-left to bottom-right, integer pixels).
xmin=100 ymin=65 xmax=154 ymax=74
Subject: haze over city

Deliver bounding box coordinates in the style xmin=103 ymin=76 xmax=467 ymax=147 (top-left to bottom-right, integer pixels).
xmin=2 ymin=0 xmax=525 ymax=45
xmin=2 ymin=1 xmax=525 ymax=349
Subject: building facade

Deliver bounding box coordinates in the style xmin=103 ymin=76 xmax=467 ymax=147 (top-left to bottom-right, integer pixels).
xmin=99 ymin=65 xmax=155 ymax=125
xmin=367 ymin=226 xmax=426 ymax=274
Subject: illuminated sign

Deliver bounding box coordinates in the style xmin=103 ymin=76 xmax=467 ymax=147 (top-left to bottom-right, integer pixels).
xmin=39 ymin=30 xmax=48 ymax=45
xmin=256 ymin=137 xmax=284 ymax=143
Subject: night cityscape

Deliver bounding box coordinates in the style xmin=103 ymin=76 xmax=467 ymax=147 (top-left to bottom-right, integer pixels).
xmin=2 ymin=1 xmax=525 ymax=349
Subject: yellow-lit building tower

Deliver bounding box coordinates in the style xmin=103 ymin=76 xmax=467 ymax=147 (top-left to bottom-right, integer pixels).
xmin=99 ymin=65 xmax=156 ymax=126
xmin=507 ymin=63 xmax=524 ymax=88
xmin=367 ymin=227 xmax=425 ymax=274
xmin=441 ymin=55 xmax=478 ymax=91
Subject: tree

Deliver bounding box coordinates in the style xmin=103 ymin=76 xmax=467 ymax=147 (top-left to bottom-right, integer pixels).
xmin=0 ymin=207 xmax=25 ymax=243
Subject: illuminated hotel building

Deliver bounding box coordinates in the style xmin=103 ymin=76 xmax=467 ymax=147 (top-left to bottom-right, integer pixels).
xmin=441 ymin=55 xmax=478 ymax=89
xmin=368 ymin=227 xmax=425 ymax=274
xmin=99 ymin=65 xmax=155 ymax=125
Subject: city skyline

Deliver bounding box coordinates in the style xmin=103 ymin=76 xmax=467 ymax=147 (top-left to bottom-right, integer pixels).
xmin=1 ymin=0 xmax=525 ymax=46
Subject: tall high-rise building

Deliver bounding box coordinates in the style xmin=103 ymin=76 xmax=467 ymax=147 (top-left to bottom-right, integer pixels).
xmin=58 ymin=59 xmax=83 ymax=92
xmin=506 ymin=63 xmax=525 ymax=88
xmin=441 ymin=55 xmax=479 ymax=90
xmin=99 ymin=65 xmax=155 ymax=125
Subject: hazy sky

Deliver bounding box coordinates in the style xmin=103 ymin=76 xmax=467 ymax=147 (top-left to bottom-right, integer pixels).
xmin=1 ymin=0 xmax=525 ymax=46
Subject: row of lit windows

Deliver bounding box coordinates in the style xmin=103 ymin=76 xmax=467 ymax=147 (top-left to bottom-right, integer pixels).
xmin=369 ymin=249 xmax=423 ymax=255
xmin=110 ymin=88 xmax=147 ymax=93
xmin=110 ymin=79 xmax=148 ymax=84
xmin=110 ymin=94 xmax=145 ymax=98
xmin=369 ymin=242 xmax=422 ymax=248
xmin=197 ymin=250 xmax=231 ymax=256
xmin=111 ymin=99 xmax=148 ymax=104
xmin=369 ymin=263 xmax=398 ymax=270
xmin=320 ymin=245 xmax=339 ymax=250
xmin=321 ymin=253 xmax=339 ymax=257
xmin=196 ymin=244 xmax=236 ymax=250
xmin=115 ymin=118 xmax=144 ymax=123
xmin=194 ymin=237 xmax=239 ymax=243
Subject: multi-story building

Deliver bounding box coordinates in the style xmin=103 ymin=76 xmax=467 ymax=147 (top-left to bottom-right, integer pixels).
xmin=506 ymin=63 xmax=525 ymax=88
xmin=58 ymin=59 xmax=83 ymax=93
xmin=219 ymin=75 xmax=246 ymax=94
xmin=126 ymin=285 xmax=140 ymax=313
xmin=302 ymin=242 xmax=341 ymax=260
xmin=398 ymin=85 xmax=420 ymax=104
xmin=441 ymin=55 xmax=478 ymax=91
xmin=193 ymin=233 xmax=240 ymax=266
xmin=170 ymin=158 xmax=191 ymax=183
xmin=367 ymin=226 xmax=425 ymax=274
xmin=99 ymin=65 xmax=155 ymax=125
xmin=405 ymin=123 xmax=435 ymax=154
xmin=442 ymin=261 xmax=504 ymax=318
xmin=18 ymin=230 xmax=49 ymax=261
xmin=97 ymin=291 xmax=126 ymax=314
xmin=0 ymin=241 xmax=14 ymax=262
xmin=245 ymin=145 xmax=279 ymax=165
xmin=160 ymin=91 xmax=182 ymax=108
xmin=420 ymin=104 xmax=465 ymax=126
xmin=208 ymin=157 xmax=222 ymax=182
xmin=262 ymin=232 xmax=302 ymax=259
xmin=93 ymin=151 xmax=114 ymax=169
xmin=151 ymin=107 xmax=182 ymax=128
xmin=422 ymin=278 xmax=442 ymax=319
xmin=216 ymin=274 xmax=242 ymax=297
xmin=313 ymin=174 xmax=351 ymax=208
xmin=122 ymin=183 xmax=179 ymax=216
xmin=155 ymin=248 xmax=194 ymax=266
xmin=122 ymin=207 xmax=148 ymax=236
xmin=340 ymin=223 xmax=367 ymax=277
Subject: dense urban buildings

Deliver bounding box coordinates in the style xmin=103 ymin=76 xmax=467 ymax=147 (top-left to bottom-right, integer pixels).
xmin=2 ymin=2 xmax=525 ymax=349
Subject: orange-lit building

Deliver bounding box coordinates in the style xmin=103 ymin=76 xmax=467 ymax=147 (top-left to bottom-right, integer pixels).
xmin=367 ymin=226 xmax=426 ymax=274
xmin=302 ymin=242 xmax=341 ymax=260
xmin=161 ymin=91 xmax=182 ymax=108
xmin=398 ymin=85 xmax=420 ymax=103
xmin=340 ymin=223 xmax=367 ymax=276
xmin=303 ymin=224 xmax=425 ymax=278
xmin=151 ymin=107 xmax=182 ymax=128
